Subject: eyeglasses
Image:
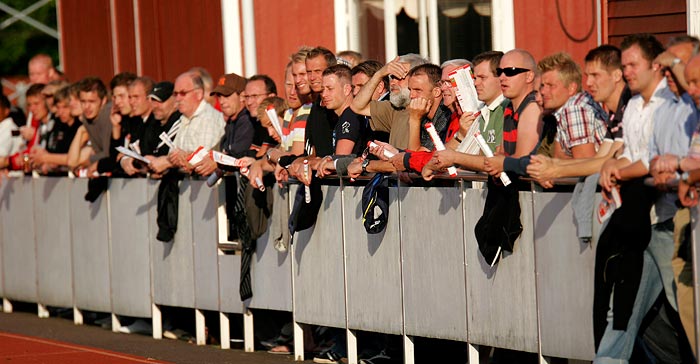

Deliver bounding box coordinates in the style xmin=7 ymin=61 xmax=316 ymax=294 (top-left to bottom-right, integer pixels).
xmin=172 ymin=88 xmax=200 ymax=97
xmin=438 ymin=79 xmax=452 ymax=88
xmin=496 ymin=67 xmax=531 ymax=77
xmin=244 ymin=93 xmax=268 ymax=100
xmin=388 ymin=75 xmax=405 ymax=81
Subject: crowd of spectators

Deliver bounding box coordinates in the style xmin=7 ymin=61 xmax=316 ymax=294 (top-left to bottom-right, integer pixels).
xmin=2 ymin=32 xmax=700 ymax=363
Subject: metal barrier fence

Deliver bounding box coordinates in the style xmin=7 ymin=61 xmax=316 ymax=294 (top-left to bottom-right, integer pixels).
xmin=0 ymin=176 xmax=696 ymax=363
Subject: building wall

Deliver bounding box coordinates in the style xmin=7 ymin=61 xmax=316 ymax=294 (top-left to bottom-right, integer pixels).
xmin=252 ymin=0 xmax=336 ymax=97
xmin=58 ymin=0 xmax=690 ymax=95
xmin=59 ymin=0 xmax=115 ymax=83
xmin=607 ymin=0 xmax=687 ymax=47
xmin=58 ymin=0 xmax=224 ymax=86
xmin=137 ymin=0 xmax=224 ymax=83
xmin=512 ymin=0 xmax=600 ymax=66
xmin=112 ymin=0 xmax=137 ymax=74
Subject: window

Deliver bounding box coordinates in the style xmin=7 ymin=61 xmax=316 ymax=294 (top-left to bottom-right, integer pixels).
xmin=355 ymin=0 xmax=493 ymax=63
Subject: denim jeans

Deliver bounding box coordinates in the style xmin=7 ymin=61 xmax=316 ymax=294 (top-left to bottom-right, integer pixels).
xmin=594 ymin=221 xmax=676 ymax=363
xmin=647 ymin=220 xmax=678 ymax=310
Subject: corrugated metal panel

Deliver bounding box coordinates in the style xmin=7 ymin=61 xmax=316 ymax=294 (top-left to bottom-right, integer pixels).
xmin=59 ymin=0 xmax=114 ymax=83
xmin=137 ymin=0 xmax=224 ymax=83
xmin=608 ymin=0 xmax=686 ymax=46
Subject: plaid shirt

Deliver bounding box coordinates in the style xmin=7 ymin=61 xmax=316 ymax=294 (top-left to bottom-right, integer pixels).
xmin=420 ymin=101 xmax=452 ymax=150
xmin=174 ymin=99 xmax=225 ymax=152
xmin=554 ymin=92 xmax=607 ymax=157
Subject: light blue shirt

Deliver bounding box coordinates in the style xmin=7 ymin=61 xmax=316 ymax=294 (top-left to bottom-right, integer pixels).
xmin=648 ymin=88 xmax=698 ymax=222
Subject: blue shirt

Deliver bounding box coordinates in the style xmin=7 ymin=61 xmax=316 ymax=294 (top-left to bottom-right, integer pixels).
xmin=648 ymin=88 xmax=698 ymax=222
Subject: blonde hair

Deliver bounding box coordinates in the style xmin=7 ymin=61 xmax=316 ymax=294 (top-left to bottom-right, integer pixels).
xmin=291 ymin=46 xmax=314 ymax=64
xmin=257 ymin=96 xmax=288 ymax=127
xmin=537 ymin=52 xmax=582 ymax=92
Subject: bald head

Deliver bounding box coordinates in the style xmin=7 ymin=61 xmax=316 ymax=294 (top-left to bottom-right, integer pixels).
xmin=505 ymin=49 xmax=537 ymax=71
xmin=684 ymin=54 xmax=700 ymax=106
xmin=498 ymin=49 xmax=537 ymax=105
xmin=174 ymin=71 xmax=205 ymax=117
xmin=29 ymin=54 xmax=57 ymax=85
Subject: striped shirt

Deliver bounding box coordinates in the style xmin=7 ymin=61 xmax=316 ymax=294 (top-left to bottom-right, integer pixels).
xmin=502 ymin=91 xmax=537 ymax=156
xmin=281 ymin=103 xmax=311 ymax=151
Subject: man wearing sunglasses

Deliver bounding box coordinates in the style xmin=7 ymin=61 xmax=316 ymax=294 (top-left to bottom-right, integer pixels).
xmin=496 ymin=50 xmax=542 ymax=159
xmin=480 ymin=49 xmax=542 ymax=179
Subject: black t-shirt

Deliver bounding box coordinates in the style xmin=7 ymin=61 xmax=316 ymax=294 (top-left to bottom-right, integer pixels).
xmin=140 ymin=116 xmax=163 ymax=157
xmin=46 ymin=118 xmax=80 ymax=153
xmin=144 ymin=111 xmax=182 ymax=157
xmin=121 ymin=115 xmax=150 ymax=147
xmin=304 ymin=98 xmax=339 ymax=157
xmin=333 ymin=107 xmax=368 ymax=156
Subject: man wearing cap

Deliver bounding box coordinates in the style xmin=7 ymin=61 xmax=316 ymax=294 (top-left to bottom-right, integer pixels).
xmin=143 ymin=81 xmax=182 ymax=175
xmin=192 ymin=73 xmax=254 ymax=176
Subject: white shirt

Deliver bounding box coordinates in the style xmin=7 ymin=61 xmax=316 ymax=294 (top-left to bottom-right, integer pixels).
xmin=0 ymin=117 xmax=23 ymax=157
xmin=619 ymin=78 xmax=672 ymax=170
xmin=174 ymin=100 xmax=225 ymax=152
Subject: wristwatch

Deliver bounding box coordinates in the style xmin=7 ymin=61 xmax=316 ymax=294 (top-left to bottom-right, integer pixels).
xmin=361 ymin=158 xmax=370 ymax=174
xmin=682 ymin=171 xmax=690 ymax=184
xmin=671 ymin=57 xmax=682 ymax=68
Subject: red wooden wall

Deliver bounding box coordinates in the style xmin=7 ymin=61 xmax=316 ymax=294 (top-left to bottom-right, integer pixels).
xmin=59 ymin=0 xmax=115 ymax=83
xmin=512 ymin=0 xmax=599 ymax=66
xmin=59 ymin=0 xmax=224 ymax=86
xmin=252 ymin=0 xmax=336 ymax=95
xmin=607 ymin=0 xmax=687 ymax=47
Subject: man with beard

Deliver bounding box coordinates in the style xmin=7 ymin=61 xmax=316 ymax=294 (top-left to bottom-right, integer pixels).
xmin=350 ymin=54 xmax=428 ymax=150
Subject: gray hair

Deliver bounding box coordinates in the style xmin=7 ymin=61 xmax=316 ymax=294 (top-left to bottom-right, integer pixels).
xmin=667 ymin=35 xmax=700 ymax=56
xmin=440 ymin=59 xmax=471 ymax=69
xmin=399 ymin=53 xmax=429 ymax=70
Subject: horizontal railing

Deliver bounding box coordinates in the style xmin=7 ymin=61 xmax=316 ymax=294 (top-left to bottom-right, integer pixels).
xmin=0 ymin=175 xmax=697 ymax=363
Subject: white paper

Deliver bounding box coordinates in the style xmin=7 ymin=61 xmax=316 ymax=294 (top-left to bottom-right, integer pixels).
xmin=368 ymin=141 xmax=396 ymax=158
xmin=159 ymin=132 xmax=176 ymax=150
xmin=211 ymin=150 xmax=246 ymax=167
xmin=116 ymin=146 xmax=151 ymax=165
xmin=303 ymin=160 xmax=311 ymax=203
xmin=448 ymin=65 xmax=480 ymax=114
xmin=455 ymin=118 xmax=482 ymax=155
xmin=425 ymin=123 xmax=457 ymax=177
xmin=473 ymin=131 xmax=511 ymax=186
xmin=265 ymin=106 xmax=284 ymax=141
xmin=187 ymin=146 xmax=208 ymax=165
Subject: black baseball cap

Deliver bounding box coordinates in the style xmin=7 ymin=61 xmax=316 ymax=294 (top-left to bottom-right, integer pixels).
xmin=149 ymin=81 xmax=174 ymax=102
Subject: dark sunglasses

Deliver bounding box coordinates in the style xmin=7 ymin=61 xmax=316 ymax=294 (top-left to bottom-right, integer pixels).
xmin=496 ymin=67 xmax=530 ymax=77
